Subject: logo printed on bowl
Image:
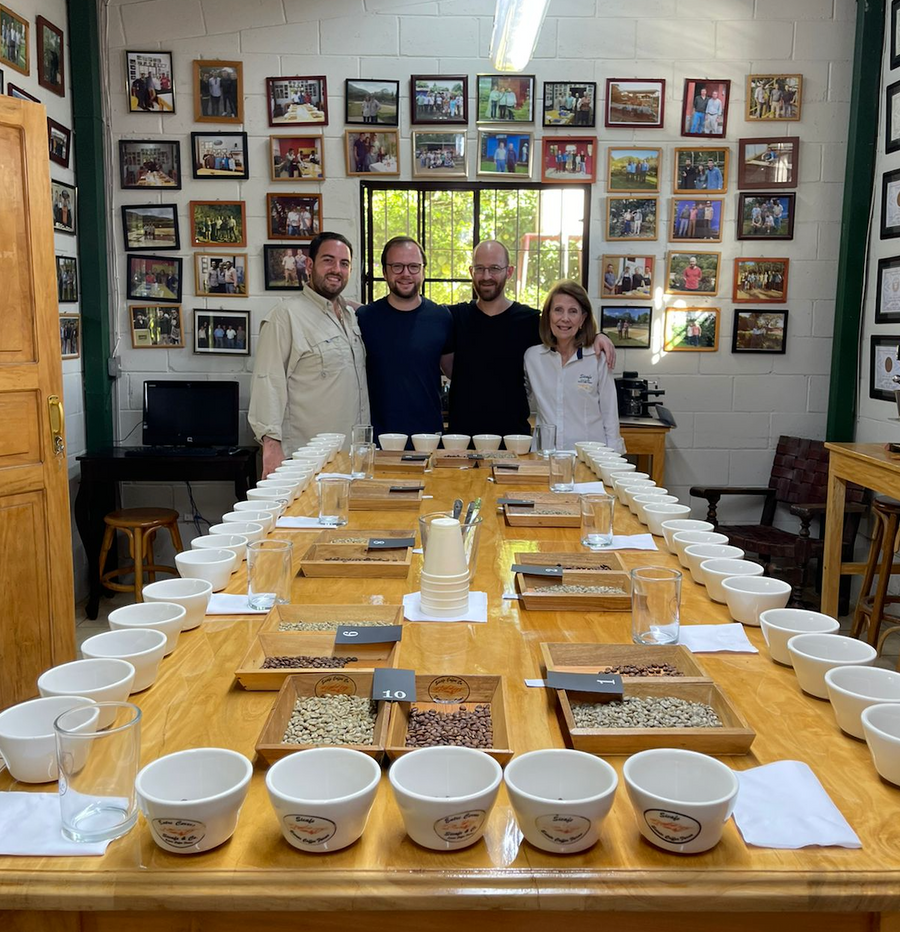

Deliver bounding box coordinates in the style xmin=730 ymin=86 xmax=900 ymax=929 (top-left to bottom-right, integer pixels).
xmin=428 ymin=675 xmax=470 ymax=702
xmin=152 ymin=818 xmax=206 ymax=848
xmin=535 ymin=813 xmax=591 ymax=844
xmin=433 ymin=809 xmax=486 ymax=842
xmin=314 ymin=674 xmax=357 ymax=697
xmin=284 ymin=814 xmax=337 ymax=845
xmin=644 ymin=809 xmax=701 ymax=844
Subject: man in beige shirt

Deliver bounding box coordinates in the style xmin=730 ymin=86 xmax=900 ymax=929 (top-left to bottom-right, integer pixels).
xmin=249 ymin=232 xmax=369 ymax=478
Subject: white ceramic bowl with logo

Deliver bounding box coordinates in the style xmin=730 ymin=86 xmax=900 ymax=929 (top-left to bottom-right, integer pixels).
xmin=504 ymin=434 xmax=534 ymax=455
xmin=824 ymin=666 xmax=900 ymax=739
xmin=503 ymin=749 xmax=618 ymax=854
xmin=721 ymin=576 xmax=792 ymax=626
xmin=683 ymin=544 xmax=745 ymax=585
xmin=135 ymin=747 xmax=253 ymax=854
xmin=175 ymin=549 xmax=234 ymax=593
xmin=142 ymin=577 xmax=213 ymax=631
xmin=266 ymin=747 xmax=382 ymax=853
xmin=108 ymin=600 xmax=186 ymax=655
xmin=699 ymin=559 xmax=765 ymax=602
xmin=378 ymin=433 xmax=408 ymax=452
xmin=861 ymin=703 xmax=900 ymax=785
xmin=759 ymin=608 xmax=840 ymax=665
xmin=441 ymin=434 xmax=471 ymax=452
xmin=37 ymin=659 xmax=135 ymax=728
xmin=81 ymin=628 xmax=168 ymax=693
xmin=472 ymin=434 xmax=502 ymax=452
xmin=787 ymin=633 xmax=877 ymax=699
xmin=411 ymin=433 xmax=441 ymax=453
xmin=388 ymin=746 xmax=502 ymax=850
xmin=671 ymin=530 xmax=730 ymax=567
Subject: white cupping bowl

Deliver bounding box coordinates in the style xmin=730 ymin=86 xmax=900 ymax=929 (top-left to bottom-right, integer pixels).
xmin=671 ymin=530 xmax=730 ymax=567
xmin=721 ymin=576 xmax=792 ymax=626
xmin=684 ymin=543 xmax=745 ymax=584
xmin=633 ymin=494 xmax=679 ymax=523
xmin=247 ymin=486 xmax=291 ymax=507
xmin=37 ymin=658 xmax=135 ymax=728
xmin=143 ymin=577 xmax=213 ymax=631
xmin=222 ymin=511 xmax=274 ymax=533
xmin=192 ymin=534 xmax=248 ymax=572
xmin=597 ymin=459 xmax=628 ymax=484
xmin=786 ymin=633 xmax=878 ymax=699
xmin=825 ymin=666 xmax=900 ymax=739
xmin=699 ymin=559 xmax=765 ymax=603
xmin=644 ymin=503 xmax=692 ymax=537
xmin=862 ymin=703 xmax=900 ymax=785
xmin=472 ymin=434 xmax=502 ymax=452
xmin=80 ymin=627 xmax=168 ymax=693
xmin=759 ymin=608 xmax=840 ymax=665
xmin=661 ymin=519 xmax=714 ymax=554
xmin=378 ymin=433 xmax=408 ymax=451
xmin=504 ymin=434 xmax=534 ymax=455
xmin=441 ymin=434 xmax=470 ymax=451
xmin=108 ymin=601 xmax=186 ymax=655
xmin=175 ymin=548 xmax=237 ymax=592
xmin=411 ymin=433 xmax=441 ymax=453
xmin=208 ymin=521 xmax=265 ymax=544
xmin=233 ymin=499 xmax=284 ymax=520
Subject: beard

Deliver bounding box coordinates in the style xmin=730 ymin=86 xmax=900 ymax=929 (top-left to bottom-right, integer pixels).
xmin=472 ymin=277 xmax=505 ymax=301
xmin=388 ymin=278 xmax=420 ymax=300
xmin=310 ymin=268 xmax=347 ymax=299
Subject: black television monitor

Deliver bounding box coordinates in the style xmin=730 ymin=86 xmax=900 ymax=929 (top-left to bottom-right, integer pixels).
xmin=142 ymin=380 xmax=239 ymax=447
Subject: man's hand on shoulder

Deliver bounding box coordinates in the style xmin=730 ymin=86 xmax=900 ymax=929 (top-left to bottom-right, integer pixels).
xmin=593 ymin=332 xmax=617 ymax=369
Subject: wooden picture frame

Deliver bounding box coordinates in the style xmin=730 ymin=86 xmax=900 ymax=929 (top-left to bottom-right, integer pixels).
xmin=664 ymin=307 xmax=720 ymax=352
xmin=266 ymin=193 xmax=323 ymax=240
xmin=126 ymin=254 xmax=183 ymax=303
xmin=681 ymin=79 xmax=730 ymax=138
xmin=189 ymin=200 xmax=247 ymax=248
xmin=600 ymin=255 xmax=655 ymax=300
xmin=119 ymin=139 xmax=181 ymax=189
xmin=542 ymin=81 xmax=596 ymax=128
xmin=191 ymin=132 xmax=249 ymax=180
xmin=346 ymin=79 xmax=399 ymax=126
xmin=47 ymin=118 xmax=70 ymax=168
xmin=8 ymin=82 xmax=37 ymax=101
xmin=476 ymin=74 xmax=534 ymax=123
xmin=605 ymin=79 xmax=665 ymax=129
xmin=193 ymin=309 xmax=250 ymax=356
xmin=746 ymin=74 xmax=802 ymax=122
xmin=876 ymin=256 xmax=900 ymax=323
xmin=884 ymin=167 xmax=900 ymax=239
xmin=893 ymin=0 xmax=900 ymax=70
xmin=0 ymin=5 xmax=28 ymax=76
xmin=599 ymin=306 xmax=652 ymax=348
xmin=737 ymin=136 xmax=800 ymax=190
xmin=888 ymin=80 xmax=900 ymax=155
xmin=345 ymin=130 xmax=399 ymax=176
xmin=736 ymin=193 xmax=795 ymax=241
xmin=607 ymin=147 xmax=661 ymax=192
xmin=733 ymin=257 xmax=789 ymax=304
xmin=540 ymin=136 xmax=597 ymax=183
xmin=477 ymin=131 xmax=533 ymax=178
xmin=263 ymin=244 xmax=310 ymax=290
xmin=0 ymin=66 xmax=3 ymax=94
xmin=411 ymin=131 xmax=468 ymax=178
xmin=194 ymin=252 xmax=248 ymax=297
xmin=411 ymin=75 xmax=468 ymax=125
xmin=193 ymin=60 xmax=243 ymax=124
xmin=606 ymin=196 xmax=658 ymax=241
xmin=270 ymin=134 xmax=325 ymax=181
xmin=51 ymin=180 xmax=76 ymax=234
xmin=669 ymin=197 xmax=723 ymax=244
xmin=266 ymin=75 xmax=327 ymax=126
xmin=126 ymin=50 xmax=174 ymax=113
xmin=871 ymin=335 xmax=900 ymax=400
xmin=36 ymin=16 xmax=63 ymax=96
xmin=665 ymin=251 xmax=721 ymax=296
xmin=673 ymin=147 xmax=729 ymax=194
xmin=129 ymin=305 xmax=185 ymax=348
xmin=56 ymin=255 xmax=77 ymax=303
xmin=59 ymin=315 xmax=80 ymax=359
xmin=121 ymin=204 xmax=180 ymax=251
xmin=732 ymin=309 xmax=788 ymax=354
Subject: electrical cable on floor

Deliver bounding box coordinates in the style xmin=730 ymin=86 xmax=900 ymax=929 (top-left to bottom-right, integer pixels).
xmin=185 ymin=481 xmax=212 ymax=536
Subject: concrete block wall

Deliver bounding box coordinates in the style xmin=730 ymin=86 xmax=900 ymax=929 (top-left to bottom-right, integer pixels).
xmin=102 ymin=0 xmax=854 ymax=548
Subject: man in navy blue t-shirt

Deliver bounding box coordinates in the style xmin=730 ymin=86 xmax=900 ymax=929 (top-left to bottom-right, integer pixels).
xmin=356 ymin=236 xmax=453 ymax=442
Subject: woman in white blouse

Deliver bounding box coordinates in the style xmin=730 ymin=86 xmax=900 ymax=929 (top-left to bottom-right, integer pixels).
xmin=524 ymin=280 xmax=624 ymax=452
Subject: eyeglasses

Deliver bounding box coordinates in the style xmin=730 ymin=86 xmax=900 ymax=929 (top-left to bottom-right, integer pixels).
xmin=386 ymin=263 xmax=423 ymax=274
xmin=472 ymin=265 xmax=508 ymax=276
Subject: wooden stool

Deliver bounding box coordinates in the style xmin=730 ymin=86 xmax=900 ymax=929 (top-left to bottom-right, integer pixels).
xmin=98 ymin=507 xmax=184 ymax=602
xmin=851 ymin=498 xmax=900 ymax=649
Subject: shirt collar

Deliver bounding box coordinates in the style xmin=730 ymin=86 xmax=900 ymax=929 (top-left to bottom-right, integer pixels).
xmin=306 ymin=286 xmax=348 ymax=318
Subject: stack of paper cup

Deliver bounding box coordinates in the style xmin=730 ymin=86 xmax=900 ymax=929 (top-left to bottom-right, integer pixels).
xmin=419 ymin=516 xmax=470 ymax=616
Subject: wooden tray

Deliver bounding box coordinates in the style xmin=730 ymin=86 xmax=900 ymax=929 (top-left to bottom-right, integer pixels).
xmin=514 ymin=551 xmax=626 ymax=573
xmin=433 ymin=451 xmax=520 ymax=468
xmin=385 ymin=674 xmax=513 ymax=764
xmin=516 ymin=571 xmax=632 ymax=611
xmin=491 ymin=461 xmax=550 ymax=485
xmin=255 ymin=672 xmax=390 ymax=765
xmin=314 ymin=527 xmax=416 ymax=545
xmin=540 ymin=642 xmax=711 ymax=683
xmin=503 ymin=492 xmax=582 ymax=527
xmin=349 ymin=479 xmax=424 ymax=511
xmin=374 ymin=451 xmax=431 ymax=473
xmin=555 ymin=680 xmax=756 ymax=755
xmin=235 ymin=632 xmax=400 ymax=690
xmin=260 ymin=603 xmax=404 ymax=634
xmin=300 ymin=542 xmax=412 ymax=578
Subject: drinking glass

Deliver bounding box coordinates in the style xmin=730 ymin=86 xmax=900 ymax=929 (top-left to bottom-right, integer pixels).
xmin=247 ymin=539 xmax=294 ymax=610
xmin=350 ymin=441 xmax=375 ymax=479
xmin=318 ymin=476 xmax=350 ymax=526
xmin=581 ymin=493 xmax=615 ymax=549
xmin=55 ymin=701 xmax=141 ymax=844
xmin=351 ymin=423 xmax=374 ymax=446
xmin=631 ymin=567 xmax=681 ymax=645
xmin=549 ymin=452 xmax=576 ymax=492
xmin=534 ymin=424 xmax=557 ymax=458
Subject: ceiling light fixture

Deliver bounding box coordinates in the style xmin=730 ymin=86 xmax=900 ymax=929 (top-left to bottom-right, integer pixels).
xmin=489 ymin=0 xmax=551 ymax=72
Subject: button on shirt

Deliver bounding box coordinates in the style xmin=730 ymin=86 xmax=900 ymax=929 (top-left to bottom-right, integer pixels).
xmin=523 ymin=344 xmax=624 ymax=452
xmin=248 ymin=288 xmax=369 ymax=454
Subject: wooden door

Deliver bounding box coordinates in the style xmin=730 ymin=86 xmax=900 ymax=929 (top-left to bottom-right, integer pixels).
xmin=0 ymin=98 xmax=75 ymax=710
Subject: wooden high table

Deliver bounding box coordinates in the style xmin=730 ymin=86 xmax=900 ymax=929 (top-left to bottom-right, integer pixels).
xmin=3 ymin=454 xmax=900 ymax=932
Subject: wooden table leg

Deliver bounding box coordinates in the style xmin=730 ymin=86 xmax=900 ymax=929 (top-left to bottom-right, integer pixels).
xmin=821 ymin=458 xmax=848 ymax=618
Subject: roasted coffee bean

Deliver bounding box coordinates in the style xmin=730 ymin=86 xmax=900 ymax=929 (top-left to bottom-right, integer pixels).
xmin=404 ymin=704 xmax=493 ymax=749
xmin=597 ymin=663 xmax=684 ymax=677
xmin=262 ymin=655 xmax=358 ymax=669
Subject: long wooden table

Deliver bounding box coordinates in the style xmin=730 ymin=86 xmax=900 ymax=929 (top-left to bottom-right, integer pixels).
xmin=3 ymin=455 xmax=900 ymax=932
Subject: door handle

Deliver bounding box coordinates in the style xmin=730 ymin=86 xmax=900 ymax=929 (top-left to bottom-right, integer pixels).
xmin=48 ymin=394 xmax=66 ymax=459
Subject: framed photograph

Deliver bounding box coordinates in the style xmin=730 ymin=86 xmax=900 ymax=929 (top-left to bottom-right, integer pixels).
xmin=607 ymin=148 xmax=661 ymax=192
xmin=121 ymin=204 xmax=179 ymax=250
xmin=606 ymin=196 xmax=658 ymax=241
xmin=126 ymin=50 xmax=174 ymax=112
xmin=129 ymin=305 xmax=184 ymax=348
xmin=191 ymin=132 xmax=248 ymax=180
xmin=266 ymin=75 xmax=327 ymax=126
xmin=267 ymin=193 xmax=322 ymax=239
xmin=674 ymin=147 xmax=728 ymax=194
xmin=893 ymin=0 xmax=900 ymax=70
xmin=412 ymin=131 xmax=468 ymax=178
xmin=605 ymin=79 xmax=665 ymax=129
xmin=876 ymin=256 xmax=900 ymax=323
xmin=194 ymin=309 xmax=250 ymax=356
xmin=345 ymin=130 xmax=399 ymax=175
xmin=126 ymin=254 xmax=183 ymax=303
xmin=477 ymin=131 xmax=533 ymax=177
xmin=51 ymin=179 xmax=76 ymax=234
xmin=600 ymin=255 xmax=655 ymax=300
xmin=737 ymin=193 xmax=795 ymax=240
xmin=599 ymin=305 xmax=652 ymax=348
xmin=738 ymin=137 xmax=800 ymax=189
xmin=194 ymin=60 xmax=242 ymax=123
xmin=733 ymin=257 xmax=789 ymax=303
xmin=541 ymin=136 xmax=596 ymax=183
xmin=189 ymin=201 xmax=246 ymax=248
xmin=542 ymin=81 xmax=596 ymax=127
xmin=56 ymin=256 xmax=77 ymax=303
xmin=346 ymin=79 xmax=399 ymax=126
xmin=411 ymin=75 xmax=467 ymax=125
xmin=666 ymin=251 xmax=721 ymax=296
xmin=884 ymin=167 xmax=900 ymax=238
xmin=270 ymin=135 xmax=324 ymax=181
xmin=664 ymin=307 xmax=720 ymax=352
xmin=732 ymin=309 xmax=788 ymax=354
xmin=888 ymin=80 xmax=900 ymax=155
xmin=476 ymin=74 xmax=534 ymax=123
xmin=747 ymin=74 xmax=802 ymax=121
xmin=0 ymin=5 xmax=28 ymax=76
xmin=264 ymin=244 xmax=310 ymax=290
xmin=47 ymin=118 xmax=70 ymax=168
xmin=59 ymin=315 xmax=80 ymax=359
xmin=119 ymin=139 xmax=181 ymax=189
xmin=871 ymin=335 xmax=900 ymax=400
xmin=0 ymin=66 xmax=3 ymax=94
xmin=681 ymin=79 xmax=729 ymax=138
xmin=194 ymin=253 xmax=247 ymax=297
xmin=8 ymin=82 xmax=36 ymax=101
xmin=670 ymin=197 xmax=723 ymax=243
xmin=36 ymin=16 xmax=63 ymax=96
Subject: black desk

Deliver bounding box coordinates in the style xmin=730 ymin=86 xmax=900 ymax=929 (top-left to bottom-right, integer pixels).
xmin=75 ymin=447 xmax=258 ymax=619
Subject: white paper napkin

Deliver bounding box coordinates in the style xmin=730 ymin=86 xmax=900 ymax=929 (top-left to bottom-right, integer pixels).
xmin=677 ymin=623 xmax=758 ymax=653
xmin=205 ymin=593 xmax=269 ymax=615
xmin=733 ymin=760 xmax=862 ymax=849
xmin=403 ymin=591 xmax=488 ymax=623
xmin=317 ymin=472 xmax=354 ymax=480
xmin=603 ymin=534 xmax=658 ymax=551
xmin=572 ymin=481 xmax=608 ymax=494
xmin=0 ymin=793 xmax=112 ymax=856
xmin=275 ymin=516 xmax=333 ymax=529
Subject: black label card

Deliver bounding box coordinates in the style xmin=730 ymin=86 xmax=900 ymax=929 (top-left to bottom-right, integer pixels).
xmin=494 ymin=463 xmax=520 ymax=470
xmin=335 ymin=624 xmax=403 ymax=644
xmin=511 ymin=563 xmax=563 ymax=577
xmin=367 ymin=537 xmax=415 ymax=549
xmin=401 ymin=454 xmax=430 ymax=461
xmin=547 ymin=671 xmax=624 ymax=696
xmin=466 ymin=453 xmax=484 ymax=460
xmin=498 ymin=498 xmax=535 ymax=507
xmin=389 ymin=485 xmax=424 ymax=493
xmin=372 ymin=667 xmax=416 ymax=702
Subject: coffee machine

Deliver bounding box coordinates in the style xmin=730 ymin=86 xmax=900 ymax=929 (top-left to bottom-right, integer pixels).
xmin=615 ymin=371 xmax=676 ymax=427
